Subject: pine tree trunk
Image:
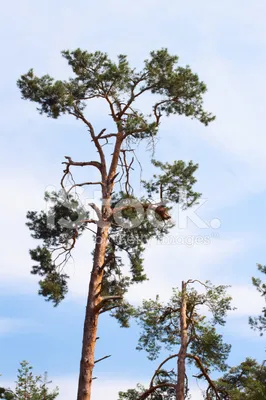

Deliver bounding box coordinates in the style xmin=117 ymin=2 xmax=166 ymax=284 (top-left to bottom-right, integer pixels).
xmin=77 ymin=133 xmax=124 ymax=400
xmin=77 ymin=225 xmax=109 ymax=400
xmin=176 ymin=281 xmax=188 ymax=400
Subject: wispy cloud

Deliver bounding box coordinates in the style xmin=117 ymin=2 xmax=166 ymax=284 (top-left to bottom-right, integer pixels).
xmin=1 ymin=0 xmax=266 ymax=394
xmin=0 ymin=318 xmax=40 ymax=335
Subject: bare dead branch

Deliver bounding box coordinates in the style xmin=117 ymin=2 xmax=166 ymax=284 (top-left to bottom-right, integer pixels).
xmin=80 ymin=219 xmax=98 ymax=225
xmin=94 ymin=355 xmax=111 ymax=364
xmin=96 ymin=127 xmax=118 ymax=140
xmin=85 ymin=226 xmax=97 ymax=234
xmin=186 ymin=279 xmax=212 ymax=289
xmin=52 ymin=229 xmax=78 ymax=272
xmin=132 ymin=149 xmax=143 ymax=187
xmin=99 ymin=133 xmax=118 ymax=140
xmin=63 ymin=156 xmax=102 ymax=171
xmin=97 ymin=128 xmax=107 ymax=138
xmin=118 ymin=155 xmax=126 ymax=190
xmin=67 ymin=181 xmax=104 ymax=194
xmin=61 ymin=162 xmax=74 ymax=191
xmin=70 ymin=106 xmax=107 ymax=180
xmin=159 ymin=182 xmax=163 ymax=200
xmin=121 ymin=149 xmax=134 ymax=195
xmin=61 ymin=156 xmax=102 ymax=191
xmin=88 ymin=203 xmax=102 ymax=220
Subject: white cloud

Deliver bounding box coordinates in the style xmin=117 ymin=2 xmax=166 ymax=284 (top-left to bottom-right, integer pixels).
xmin=62 ymin=225 xmax=245 ymax=304
xmin=225 ymin=317 xmax=263 ymax=340
xmin=3 ymin=0 xmax=266 ymax=210
xmin=228 ymin=284 xmax=265 ymax=317
xmin=0 ymin=318 xmax=40 ymax=335
xmin=126 ymin=232 xmax=244 ymax=305
xmin=0 ymin=174 xmax=45 ymax=284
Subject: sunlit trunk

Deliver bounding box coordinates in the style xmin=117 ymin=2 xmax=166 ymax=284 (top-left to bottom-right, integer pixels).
xmin=77 ymin=225 xmax=109 ymax=400
xmin=176 ymin=281 xmax=188 ymax=400
xmin=77 ymin=133 xmax=123 ymax=400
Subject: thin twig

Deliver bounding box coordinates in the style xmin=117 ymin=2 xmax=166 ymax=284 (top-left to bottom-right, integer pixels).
xmin=94 ymin=355 xmax=111 ymax=364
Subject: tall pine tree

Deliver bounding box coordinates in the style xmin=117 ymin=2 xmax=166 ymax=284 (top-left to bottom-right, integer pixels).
xmin=18 ymin=48 xmax=214 ymax=399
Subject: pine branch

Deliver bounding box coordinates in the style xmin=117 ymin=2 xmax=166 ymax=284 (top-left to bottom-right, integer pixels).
xmin=150 ymin=354 xmax=179 ymax=388
xmin=186 ymin=353 xmax=222 ymax=399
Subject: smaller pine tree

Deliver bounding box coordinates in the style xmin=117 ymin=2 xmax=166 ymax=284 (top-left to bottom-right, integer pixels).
xmin=0 ymin=361 xmax=59 ymax=400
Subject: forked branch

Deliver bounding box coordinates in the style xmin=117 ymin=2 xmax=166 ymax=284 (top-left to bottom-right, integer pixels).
xmin=150 ymin=354 xmax=179 ymax=388
xmin=61 ymin=156 xmax=102 ymax=190
xmin=186 ymin=354 xmax=221 ymax=400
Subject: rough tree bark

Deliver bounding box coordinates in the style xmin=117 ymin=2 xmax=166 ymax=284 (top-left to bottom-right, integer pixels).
xmin=77 ymin=133 xmax=124 ymax=400
xmin=176 ymin=281 xmax=188 ymax=400
xmin=77 ymin=226 xmax=109 ymax=399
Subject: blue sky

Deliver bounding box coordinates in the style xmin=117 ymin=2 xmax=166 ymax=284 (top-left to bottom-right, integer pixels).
xmin=1 ymin=0 xmax=266 ymax=398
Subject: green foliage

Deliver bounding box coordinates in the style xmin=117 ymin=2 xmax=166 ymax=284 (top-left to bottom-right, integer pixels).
xmin=17 ymin=48 xmax=214 ymax=138
xmin=26 ymin=191 xmax=88 ymax=247
xmin=26 ymin=160 xmax=198 ymax=311
xmin=26 ymin=189 xmax=167 ymax=310
xmin=30 ymin=246 xmax=68 ymax=306
xmin=189 ymin=323 xmax=231 ymax=372
xmin=135 ymin=282 xmax=232 ymax=369
xmin=142 ymin=159 xmax=200 ymax=207
xmin=109 ymin=302 xmax=136 ymax=329
xmin=209 ymin=358 xmax=266 ymax=399
xmin=119 ymin=370 xmax=177 ymax=400
xmin=26 ymin=191 xmax=88 ymax=306
xmin=97 ymin=191 xmax=172 ymax=327
xmin=119 ymin=282 xmax=232 ymax=399
xmin=249 ymin=263 xmax=266 ymax=335
xmin=0 ymin=361 xmax=58 ymax=400
xmin=119 ymin=386 xmax=144 ymax=400
xmin=119 ymin=384 xmax=176 ymax=400
xmin=144 ymin=49 xmax=215 ymax=126
xmin=98 ymin=157 xmax=200 ymax=325
xmin=19 ymin=48 xmax=212 ymax=324
xmin=62 ymin=50 xmax=133 ymax=96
